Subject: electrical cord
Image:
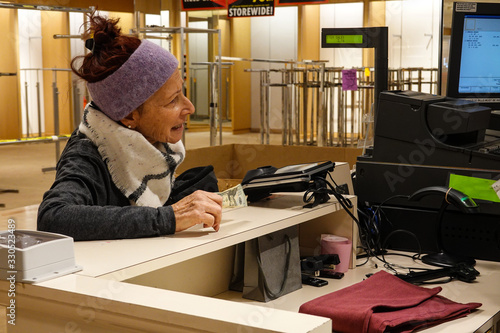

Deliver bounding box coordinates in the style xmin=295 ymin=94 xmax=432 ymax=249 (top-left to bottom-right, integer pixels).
xmin=304 ymin=173 xmax=376 ymax=259
xmin=304 ymin=173 xmax=455 ymax=283
xmin=382 ymin=229 xmax=423 ymax=261
xmin=360 ymin=219 xmax=472 ymax=285
xmin=356 ymin=194 xmax=416 ymax=259
xmin=353 ymin=191 xmax=437 ymax=277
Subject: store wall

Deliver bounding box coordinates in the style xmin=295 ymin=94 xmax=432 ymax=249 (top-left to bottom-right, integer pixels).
xmin=18 ymin=9 xmax=46 ymax=137
xmin=69 ymin=12 xmax=87 ymax=128
xmin=250 ymin=7 xmax=298 ymax=131
xmin=220 ymin=18 xmax=231 ymax=122
xmin=111 ymin=11 xmax=134 ymax=33
xmin=230 ymin=18 xmax=251 ymax=134
xmin=364 ymin=1 xmax=386 ymax=68
xmin=0 ymin=8 xmax=20 ymax=139
xmin=299 ymin=5 xmax=320 ymax=62
xmin=386 ymin=0 xmax=440 ymax=69
xmin=41 ymin=10 xmax=72 ymax=136
xmin=188 ymin=20 xmax=210 ymax=119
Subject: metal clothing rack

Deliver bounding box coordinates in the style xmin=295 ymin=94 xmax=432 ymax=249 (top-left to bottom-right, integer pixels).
xmin=52 ymin=33 xmax=89 ymax=131
xmin=221 ymin=57 xmax=439 ymax=148
xmin=192 ymin=62 xmax=234 ymax=146
xmin=0 ymin=189 xmax=19 ymax=208
xmin=244 ymin=68 xmax=272 ymax=145
xmin=18 ymin=68 xmax=72 ymax=172
xmin=0 ymin=3 xmax=94 ymax=179
xmin=223 ymin=57 xmax=293 ymax=145
xmin=223 ymin=57 xmax=329 ymax=146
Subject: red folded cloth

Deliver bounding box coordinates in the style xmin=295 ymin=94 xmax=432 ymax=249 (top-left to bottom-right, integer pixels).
xmin=299 ymin=271 xmax=481 ymax=333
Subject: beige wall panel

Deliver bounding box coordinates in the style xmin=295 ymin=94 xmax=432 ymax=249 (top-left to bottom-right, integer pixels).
xmin=299 ymin=5 xmax=320 ymax=61
xmin=167 ymin=1 xmax=183 ymax=61
xmin=219 ymin=18 xmax=231 ymax=122
xmin=0 ymin=9 xmax=21 ymax=139
xmin=230 ymin=18 xmax=251 ymax=133
xmin=108 ymin=11 xmax=134 ymax=34
xmin=220 ymin=19 xmax=231 ymax=57
xmin=135 ymin=0 xmax=161 ymax=14
xmin=363 ymin=1 xmax=386 ymax=67
xmin=41 ymin=11 xmax=73 ymax=135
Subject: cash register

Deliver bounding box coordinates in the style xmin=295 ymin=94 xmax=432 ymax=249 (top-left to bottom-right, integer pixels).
xmin=355 ymin=90 xmax=500 ymax=262
xmin=355 ymin=2 xmax=500 ymax=263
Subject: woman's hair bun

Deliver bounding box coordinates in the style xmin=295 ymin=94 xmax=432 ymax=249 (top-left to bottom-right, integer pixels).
xmin=91 ymin=16 xmax=121 ymax=51
xmin=93 ymin=30 xmax=112 ymax=49
xmin=71 ymin=11 xmax=141 ymax=83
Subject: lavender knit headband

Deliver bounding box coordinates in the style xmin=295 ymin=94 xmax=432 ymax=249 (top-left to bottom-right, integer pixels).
xmin=87 ymin=40 xmax=179 ymax=121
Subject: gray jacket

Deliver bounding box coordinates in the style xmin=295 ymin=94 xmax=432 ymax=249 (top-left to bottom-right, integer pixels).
xmin=37 ymin=130 xmax=217 ymax=241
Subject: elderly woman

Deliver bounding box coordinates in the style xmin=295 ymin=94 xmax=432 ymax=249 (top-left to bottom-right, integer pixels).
xmin=37 ymin=14 xmax=222 ymax=241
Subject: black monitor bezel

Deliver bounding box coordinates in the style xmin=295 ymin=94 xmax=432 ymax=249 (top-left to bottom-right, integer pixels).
xmin=446 ymin=2 xmax=500 ymax=104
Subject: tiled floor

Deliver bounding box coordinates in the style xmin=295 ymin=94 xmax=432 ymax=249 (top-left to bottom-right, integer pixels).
xmin=0 ymin=130 xmax=282 ymax=210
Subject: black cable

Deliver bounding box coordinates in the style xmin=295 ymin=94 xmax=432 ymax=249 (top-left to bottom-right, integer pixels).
xmin=357 ymin=194 xmax=415 ymax=260
xmin=321 ymin=173 xmax=379 ymax=259
xmin=306 ymin=174 xmax=427 ymax=271
xmin=356 ymin=254 xmax=370 ymax=267
xmin=336 ymin=187 xmax=463 ymax=285
xmin=416 ymin=277 xmax=453 ymax=285
xmin=382 ymin=229 xmax=423 ymax=260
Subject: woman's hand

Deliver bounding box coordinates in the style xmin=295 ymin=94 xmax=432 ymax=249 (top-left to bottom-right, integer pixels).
xmin=171 ymin=190 xmax=223 ymax=232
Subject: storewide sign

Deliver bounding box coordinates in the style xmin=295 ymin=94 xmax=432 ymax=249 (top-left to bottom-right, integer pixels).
xmin=228 ymin=0 xmax=275 ymax=18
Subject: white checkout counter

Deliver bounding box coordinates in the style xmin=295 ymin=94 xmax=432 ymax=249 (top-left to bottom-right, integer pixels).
xmin=0 ymin=192 xmax=499 ymax=332
xmin=0 ymin=192 xmax=356 ymax=332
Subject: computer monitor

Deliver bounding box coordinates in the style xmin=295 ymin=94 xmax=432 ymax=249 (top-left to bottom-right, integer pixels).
xmin=446 ymin=2 xmax=500 ymax=110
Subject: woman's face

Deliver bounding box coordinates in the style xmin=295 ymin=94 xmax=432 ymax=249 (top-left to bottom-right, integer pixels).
xmin=131 ymin=70 xmax=194 ymax=144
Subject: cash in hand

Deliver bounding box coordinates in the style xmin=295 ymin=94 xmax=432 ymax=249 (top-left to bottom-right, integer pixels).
xmin=217 ymin=184 xmax=248 ymax=208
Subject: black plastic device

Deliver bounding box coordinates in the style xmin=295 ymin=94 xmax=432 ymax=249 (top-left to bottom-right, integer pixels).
xmin=408 ymin=186 xmax=479 ymax=267
xmin=241 ymin=161 xmax=335 ymax=202
xmin=301 ymin=275 xmax=328 ymax=287
xmin=408 ymin=186 xmax=479 ymax=214
xmin=396 ymin=263 xmax=479 ymax=284
xmin=319 ymin=270 xmax=344 ymax=279
xmin=301 ymin=254 xmax=341 ymax=272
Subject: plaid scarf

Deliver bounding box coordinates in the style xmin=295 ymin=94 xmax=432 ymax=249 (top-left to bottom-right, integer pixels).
xmin=79 ymin=104 xmax=185 ymax=207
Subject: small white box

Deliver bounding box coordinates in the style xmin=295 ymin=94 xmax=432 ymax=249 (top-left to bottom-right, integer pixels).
xmin=0 ymin=230 xmax=82 ymax=283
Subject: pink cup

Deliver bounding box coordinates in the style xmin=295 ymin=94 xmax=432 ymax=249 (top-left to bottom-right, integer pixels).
xmin=320 ymin=234 xmax=352 ymax=273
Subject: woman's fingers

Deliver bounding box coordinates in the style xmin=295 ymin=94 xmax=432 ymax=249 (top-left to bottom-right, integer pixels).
xmin=172 ymin=190 xmax=222 ymax=232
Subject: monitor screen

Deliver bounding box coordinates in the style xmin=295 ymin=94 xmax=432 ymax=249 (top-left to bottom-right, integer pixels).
xmin=447 ymin=2 xmax=500 ymax=110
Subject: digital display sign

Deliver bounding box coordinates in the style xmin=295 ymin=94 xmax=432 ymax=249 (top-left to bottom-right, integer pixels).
xmin=325 ymin=35 xmax=363 ymax=44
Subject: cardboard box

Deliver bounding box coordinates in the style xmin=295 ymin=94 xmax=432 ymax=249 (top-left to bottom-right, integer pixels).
xmin=125 ymin=144 xmax=361 ymax=296
xmin=177 ymin=143 xmax=361 ymax=271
